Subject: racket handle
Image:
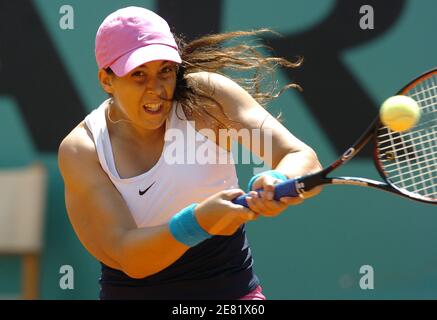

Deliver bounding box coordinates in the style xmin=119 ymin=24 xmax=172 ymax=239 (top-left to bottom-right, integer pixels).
xmin=232 ymin=179 xmax=300 ymax=208
xmin=274 ymin=179 xmax=300 ymax=199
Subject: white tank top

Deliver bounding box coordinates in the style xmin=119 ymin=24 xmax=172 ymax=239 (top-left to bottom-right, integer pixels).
xmin=84 ymin=99 xmax=239 ymax=227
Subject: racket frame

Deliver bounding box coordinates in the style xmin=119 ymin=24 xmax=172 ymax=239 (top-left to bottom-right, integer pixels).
xmin=291 ymin=69 xmax=437 ymax=204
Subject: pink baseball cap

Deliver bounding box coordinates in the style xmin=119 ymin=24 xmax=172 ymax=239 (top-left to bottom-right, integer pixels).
xmin=95 ymin=6 xmax=182 ymax=77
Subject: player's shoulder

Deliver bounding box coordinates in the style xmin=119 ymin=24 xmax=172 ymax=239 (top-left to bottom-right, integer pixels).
xmin=185 ymin=71 xmax=227 ymax=83
xmin=58 ymin=121 xmax=98 ymax=174
xmin=184 ymin=71 xmax=252 ymax=119
xmin=185 ymin=71 xmax=243 ymax=95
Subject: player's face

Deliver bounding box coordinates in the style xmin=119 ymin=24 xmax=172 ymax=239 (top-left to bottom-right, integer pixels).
xmin=108 ymin=60 xmax=178 ymax=130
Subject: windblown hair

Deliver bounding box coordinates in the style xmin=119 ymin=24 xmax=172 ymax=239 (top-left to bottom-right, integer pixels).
xmin=173 ymin=29 xmax=302 ymax=129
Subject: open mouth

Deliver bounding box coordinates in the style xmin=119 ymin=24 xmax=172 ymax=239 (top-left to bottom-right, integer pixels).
xmin=143 ymin=103 xmax=163 ymax=114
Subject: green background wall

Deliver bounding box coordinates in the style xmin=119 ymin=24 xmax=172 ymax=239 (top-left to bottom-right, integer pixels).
xmin=0 ymin=0 xmax=436 ymax=299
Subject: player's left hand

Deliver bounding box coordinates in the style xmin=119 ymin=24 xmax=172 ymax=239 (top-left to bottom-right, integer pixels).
xmin=246 ymin=174 xmax=304 ymax=217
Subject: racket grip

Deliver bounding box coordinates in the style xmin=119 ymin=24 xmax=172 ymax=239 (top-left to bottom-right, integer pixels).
xmin=232 ymin=179 xmax=300 ymax=208
xmin=274 ymin=179 xmax=300 ymax=199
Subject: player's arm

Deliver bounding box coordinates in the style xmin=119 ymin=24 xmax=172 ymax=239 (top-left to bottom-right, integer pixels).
xmin=58 ymin=125 xmax=190 ymax=279
xmin=186 ymin=72 xmax=322 ymax=189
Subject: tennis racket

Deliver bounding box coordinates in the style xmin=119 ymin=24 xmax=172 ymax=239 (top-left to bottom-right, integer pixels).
xmin=233 ymin=68 xmax=437 ymax=206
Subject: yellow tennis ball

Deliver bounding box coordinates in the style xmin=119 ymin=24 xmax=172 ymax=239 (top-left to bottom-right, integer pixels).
xmin=380 ymin=95 xmax=421 ymax=131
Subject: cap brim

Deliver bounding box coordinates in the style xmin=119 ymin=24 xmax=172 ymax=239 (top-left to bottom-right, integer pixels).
xmin=110 ymin=44 xmax=182 ymax=77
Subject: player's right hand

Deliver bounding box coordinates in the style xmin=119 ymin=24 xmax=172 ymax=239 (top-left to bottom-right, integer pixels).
xmin=194 ymin=189 xmax=258 ymax=236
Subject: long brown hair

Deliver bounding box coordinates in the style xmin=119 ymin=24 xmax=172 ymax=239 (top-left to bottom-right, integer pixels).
xmin=173 ymin=29 xmax=302 ymax=129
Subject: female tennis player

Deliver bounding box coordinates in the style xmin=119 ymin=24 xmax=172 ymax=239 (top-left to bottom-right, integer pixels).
xmin=58 ymin=6 xmax=322 ymax=300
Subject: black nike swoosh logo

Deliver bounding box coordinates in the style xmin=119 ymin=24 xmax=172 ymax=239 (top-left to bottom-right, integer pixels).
xmin=139 ymin=182 xmax=155 ymax=196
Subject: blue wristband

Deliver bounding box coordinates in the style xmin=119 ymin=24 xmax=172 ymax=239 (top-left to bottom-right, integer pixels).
xmin=169 ymin=203 xmax=212 ymax=247
xmin=247 ymin=170 xmax=288 ymax=191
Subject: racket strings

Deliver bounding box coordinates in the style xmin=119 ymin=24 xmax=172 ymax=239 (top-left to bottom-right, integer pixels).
xmin=378 ymin=127 xmax=437 ymax=150
xmin=378 ymin=114 xmax=437 ymax=138
xmin=410 ymin=85 xmax=437 ymax=100
xmin=382 ymin=148 xmax=437 ymax=171
xmin=386 ymin=161 xmax=437 ymax=180
xmin=376 ymin=73 xmax=437 ymax=199
xmin=386 ymin=162 xmax=436 ymax=184
xmin=411 ymin=182 xmax=437 ymax=194
xmin=409 ymin=94 xmax=437 ymax=109
xmin=378 ymin=128 xmax=437 ymax=168
xmin=401 ymin=174 xmax=436 ymax=189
